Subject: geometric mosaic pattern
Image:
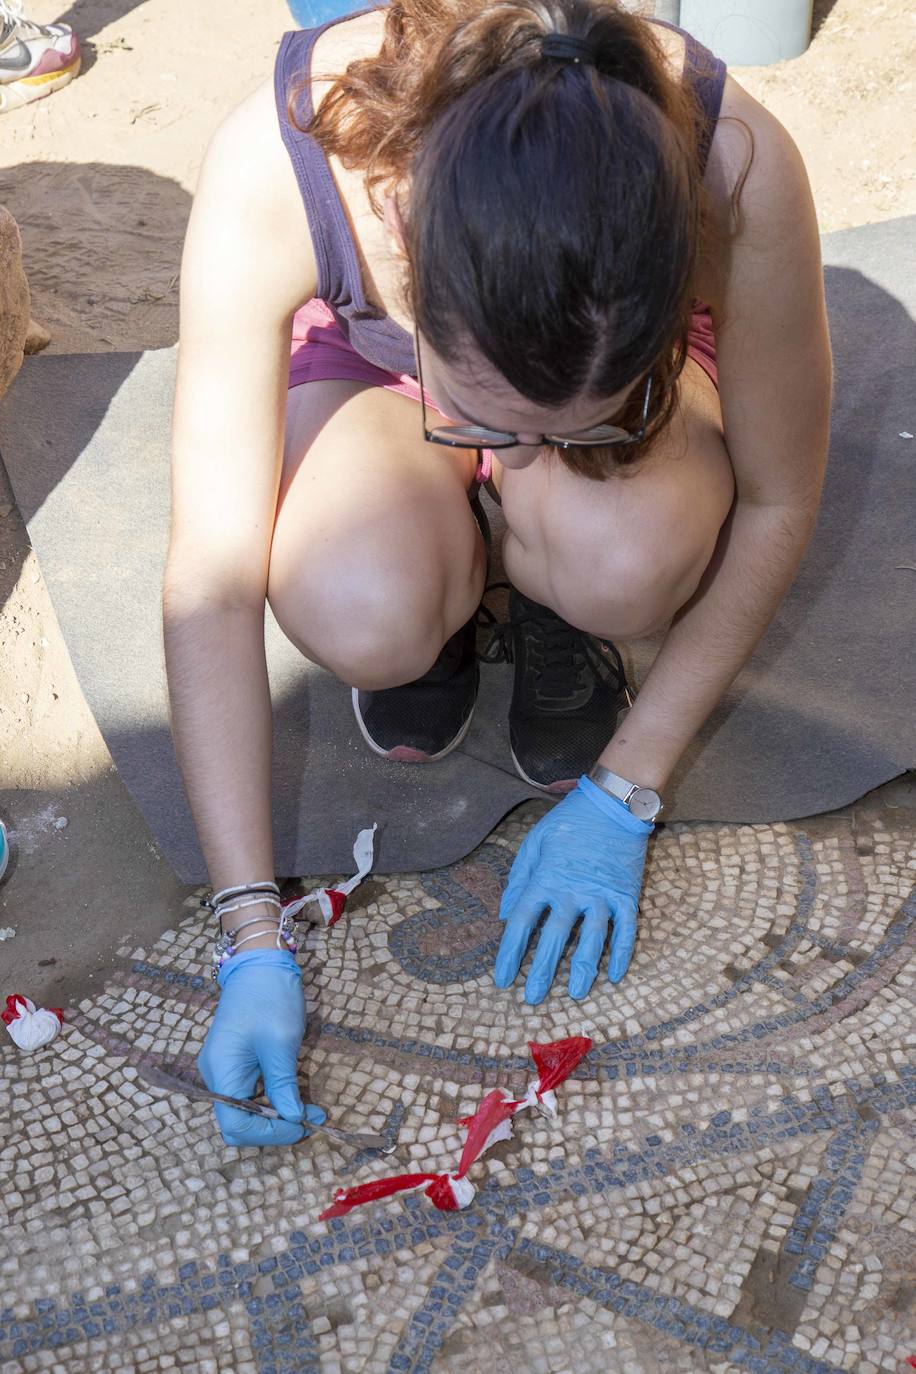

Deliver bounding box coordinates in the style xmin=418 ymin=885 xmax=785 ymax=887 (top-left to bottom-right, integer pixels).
xmin=1 ymin=803 xmax=913 ymax=1373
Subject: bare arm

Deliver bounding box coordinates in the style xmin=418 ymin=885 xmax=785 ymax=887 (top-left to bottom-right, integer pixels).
xmin=164 ymin=81 xmax=316 ymax=918
xmin=597 ymin=89 xmax=833 ymax=789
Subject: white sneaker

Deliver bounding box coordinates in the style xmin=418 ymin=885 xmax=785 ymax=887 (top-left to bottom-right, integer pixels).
xmin=0 ymin=0 xmax=80 ymax=113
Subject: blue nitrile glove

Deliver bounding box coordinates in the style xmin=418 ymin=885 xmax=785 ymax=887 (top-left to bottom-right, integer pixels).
xmin=494 ymin=775 xmax=653 ymax=1004
xmin=198 ymin=950 xmax=326 ymax=1146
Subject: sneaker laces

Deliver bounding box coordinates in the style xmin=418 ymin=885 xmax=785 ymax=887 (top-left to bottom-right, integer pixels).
xmin=476 ymin=587 xmax=510 ymax=664
xmin=0 ymin=0 xmax=57 ymax=37
xmin=477 ymin=583 xmax=633 ymax=700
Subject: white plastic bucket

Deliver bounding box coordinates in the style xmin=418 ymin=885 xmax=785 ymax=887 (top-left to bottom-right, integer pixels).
xmin=678 ymin=0 xmax=814 ymax=65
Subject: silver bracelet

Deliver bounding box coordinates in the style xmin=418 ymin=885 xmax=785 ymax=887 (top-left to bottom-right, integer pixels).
xmin=204 ymin=881 xmax=300 ymax=980
xmin=215 ymin=893 xmax=282 ymax=920
xmin=204 ymin=880 xmax=279 ymax=911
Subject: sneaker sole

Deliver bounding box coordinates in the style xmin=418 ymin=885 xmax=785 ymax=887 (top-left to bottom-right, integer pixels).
xmin=351 ymin=686 xmax=477 ymax=764
xmin=0 ymin=52 xmax=80 ymax=111
xmin=508 ymin=743 xmax=577 ymax=795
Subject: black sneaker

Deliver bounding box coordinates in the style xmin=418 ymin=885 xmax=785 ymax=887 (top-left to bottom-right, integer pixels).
xmin=497 ymin=588 xmax=633 ymax=793
xmin=351 ymin=498 xmax=490 ymax=763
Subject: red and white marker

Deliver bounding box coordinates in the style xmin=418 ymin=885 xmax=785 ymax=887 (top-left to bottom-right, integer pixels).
xmin=282 ymin=824 xmax=378 ymax=928
xmin=2 ymin=994 xmax=64 ymax=1051
xmin=318 ymin=1036 xmax=593 ymax=1219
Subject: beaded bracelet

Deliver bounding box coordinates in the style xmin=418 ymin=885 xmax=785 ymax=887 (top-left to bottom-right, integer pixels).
xmin=202 ymin=881 xmax=302 ymax=980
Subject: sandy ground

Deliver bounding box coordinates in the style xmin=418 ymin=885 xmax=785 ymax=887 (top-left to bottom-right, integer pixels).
xmin=1 ymin=0 xmax=915 ymax=1003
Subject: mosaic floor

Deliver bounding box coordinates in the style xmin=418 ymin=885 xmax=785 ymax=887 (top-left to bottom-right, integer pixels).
xmin=1 ymin=801 xmax=914 ymax=1374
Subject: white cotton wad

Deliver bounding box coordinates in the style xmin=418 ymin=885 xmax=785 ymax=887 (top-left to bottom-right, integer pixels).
xmin=338 ymin=824 xmax=378 ymax=895
xmin=446 ymin=1176 xmax=476 ymax=1208
xmin=281 ymin=823 xmax=378 ymax=928
xmin=519 ymin=1082 xmax=559 ymax=1118
xmin=476 ymin=1115 xmax=516 ymax=1158
xmin=2 ymin=994 xmax=64 ymax=1051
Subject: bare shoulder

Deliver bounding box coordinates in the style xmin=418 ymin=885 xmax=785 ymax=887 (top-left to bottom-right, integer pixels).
xmin=184 ymin=77 xmax=317 ymax=323
xmin=707 ymin=76 xmax=814 ymax=248
xmin=700 ymin=76 xmax=831 ymax=503
xmin=310 ymin=9 xmax=388 ymax=113
xmin=696 ymin=74 xmax=818 ymax=309
xmin=199 ymin=78 xmax=306 ymax=245
xmin=643 ymin=21 xmax=807 ymax=229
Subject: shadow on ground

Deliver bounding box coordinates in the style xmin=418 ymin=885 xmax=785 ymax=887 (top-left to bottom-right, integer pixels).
xmin=0 ymin=772 xmax=189 ymax=1010
xmin=50 ymin=0 xmax=151 ymax=45
xmin=0 ymin=162 xmax=189 ymax=359
xmin=811 ymin=0 xmax=843 ymax=39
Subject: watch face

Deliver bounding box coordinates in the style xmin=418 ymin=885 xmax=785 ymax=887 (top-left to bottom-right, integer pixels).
xmin=630 ymin=787 xmax=662 ymax=822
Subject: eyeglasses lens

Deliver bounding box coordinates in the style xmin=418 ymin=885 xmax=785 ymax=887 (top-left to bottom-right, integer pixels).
xmin=428 ymin=424 xmax=516 ymax=447
xmin=428 ymin=422 xmax=632 ymax=448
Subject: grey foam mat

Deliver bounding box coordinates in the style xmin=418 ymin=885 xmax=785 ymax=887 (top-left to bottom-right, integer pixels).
xmin=2 ymin=216 xmax=914 ymax=882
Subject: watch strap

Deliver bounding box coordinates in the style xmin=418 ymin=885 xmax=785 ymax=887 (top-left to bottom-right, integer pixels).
xmin=588 ymin=765 xmax=663 ymax=820
xmin=589 ymin=765 xmax=636 ymax=804
xmin=578 ymin=776 xmax=657 ymax=832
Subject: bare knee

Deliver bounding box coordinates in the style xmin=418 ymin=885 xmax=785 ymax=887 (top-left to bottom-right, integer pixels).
xmin=268 ymin=561 xmax=452 ymax=688
xmin=558 ymin=499 xmax=732 ymax=640
xmin=268 ymin=398 xmax=488 ymax=683
xmin=507 ymin=538 xmax=701 ymax=642
xmin=268 ymin=511 xmax=488 ymax=689
xmin=503 ymin=451 xmax=735 ymax=642
xmin=568 ymin=543 xmax=714 ymax=640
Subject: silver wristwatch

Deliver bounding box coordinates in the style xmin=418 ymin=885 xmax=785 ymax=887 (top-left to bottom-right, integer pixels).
xmin=588 ymin=764 xmax=664 ymax=822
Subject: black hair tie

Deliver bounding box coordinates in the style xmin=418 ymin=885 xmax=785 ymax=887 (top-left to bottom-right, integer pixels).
xmin=540 ymin=32 xmax=597 ymax=65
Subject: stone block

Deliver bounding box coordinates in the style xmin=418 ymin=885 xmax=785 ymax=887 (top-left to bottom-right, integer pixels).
xmin=0 ymin=205 xmax=31 ymax=400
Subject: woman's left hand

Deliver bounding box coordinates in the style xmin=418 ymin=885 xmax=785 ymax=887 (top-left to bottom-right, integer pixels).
xmin=493 ymin=776 xmax=653 ymax=1004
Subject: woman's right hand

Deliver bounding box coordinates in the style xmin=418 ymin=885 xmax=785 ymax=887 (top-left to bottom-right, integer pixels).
xmin=165 ymin=85 xmax=322 ymax=1112
xmin=197 ymin=950 xmax=326 ymax=1146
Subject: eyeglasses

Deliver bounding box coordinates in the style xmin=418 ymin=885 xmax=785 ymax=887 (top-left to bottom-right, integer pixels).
xmin=414 ymin=323 xmax=653 ymax=451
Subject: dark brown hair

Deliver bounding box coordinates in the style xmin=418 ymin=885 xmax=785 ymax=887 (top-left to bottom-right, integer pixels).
xmin=301 ymin=0 xmax=721 ymax=478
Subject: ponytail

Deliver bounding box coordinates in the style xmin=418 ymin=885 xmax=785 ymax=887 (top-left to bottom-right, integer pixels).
xmin=299 ymin=0 xmax=712 ymax=477
xmin=304 ymin=0 xmax=702 ymax=209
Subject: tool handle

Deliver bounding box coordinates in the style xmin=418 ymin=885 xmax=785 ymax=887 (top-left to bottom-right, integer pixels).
xmin=208 ymin=1090 xmax=281 ymax=1119
xmin=201 ymin=1088 xmax=389 ymax=1147
xmin=140 ymin=1070 xmax=392 ymax=1148
xmin=317 ymin=1124 xmax=391 ymax=1151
